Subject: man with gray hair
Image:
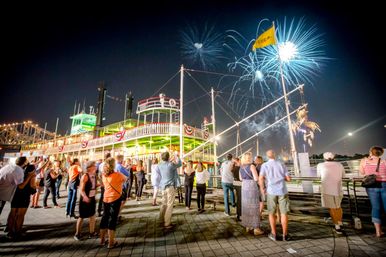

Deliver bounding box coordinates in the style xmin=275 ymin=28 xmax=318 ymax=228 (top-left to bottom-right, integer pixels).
xmin=317 ymin=152 xmax=345 ymax=234
xmin=259 ymin=150 xmax=291 ymax=241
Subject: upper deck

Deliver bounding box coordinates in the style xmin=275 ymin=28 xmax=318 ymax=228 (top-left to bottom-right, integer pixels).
xmin=136 ymin=94 xmax=180 ymax=115
xmin=20 ymin=122 xmax=210 ymax=156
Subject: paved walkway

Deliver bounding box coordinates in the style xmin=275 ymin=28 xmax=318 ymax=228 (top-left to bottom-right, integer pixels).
xmin=0 ymin=192 xmax=385 ymax=257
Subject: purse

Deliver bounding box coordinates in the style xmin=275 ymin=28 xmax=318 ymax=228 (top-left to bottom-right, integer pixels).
xmin=361 ymin=158 xmax=381 ymax=188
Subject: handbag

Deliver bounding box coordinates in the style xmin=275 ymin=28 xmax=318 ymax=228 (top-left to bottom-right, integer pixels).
xmin=361 ymin=158 xmax=381 ymax=188
xmin=29 ymin=187 xmax=37 ymax=195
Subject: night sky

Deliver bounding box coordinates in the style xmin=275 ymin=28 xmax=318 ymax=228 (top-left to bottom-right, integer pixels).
xmin=1 ymin=1 xmax=385 ymax=156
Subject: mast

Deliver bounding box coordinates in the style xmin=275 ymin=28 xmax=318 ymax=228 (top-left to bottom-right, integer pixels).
xmin=179 ymin=65 xmax=184 ymax=166
xmin=211 ymin=87 xmax=218 ymax=175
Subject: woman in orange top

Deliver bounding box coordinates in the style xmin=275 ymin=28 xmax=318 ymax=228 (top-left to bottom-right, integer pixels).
xmin=99 ymin=157 xmax=126 ymax=249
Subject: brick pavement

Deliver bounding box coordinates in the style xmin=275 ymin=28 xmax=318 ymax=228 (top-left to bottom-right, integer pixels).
xmin=0 ymin=192 xmax=385 ymax=257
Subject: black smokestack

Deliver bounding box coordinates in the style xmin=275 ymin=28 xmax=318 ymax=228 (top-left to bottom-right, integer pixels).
xmin=95 ymin=81 xmax=106 ymax=137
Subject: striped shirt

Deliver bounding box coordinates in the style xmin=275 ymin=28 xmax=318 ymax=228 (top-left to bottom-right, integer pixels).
xmin=362 ymin=157 xmax=386 ymax=182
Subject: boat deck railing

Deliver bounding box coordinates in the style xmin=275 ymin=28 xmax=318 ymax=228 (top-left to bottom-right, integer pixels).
xmin=21 ymin=122 xmax=210 ymax=156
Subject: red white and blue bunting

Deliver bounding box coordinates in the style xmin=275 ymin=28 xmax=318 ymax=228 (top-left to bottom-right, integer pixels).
xmin=115 ymin=130 xmax=126 ymax=141
xmin=184 ymin=124 xmax=193 ymax=135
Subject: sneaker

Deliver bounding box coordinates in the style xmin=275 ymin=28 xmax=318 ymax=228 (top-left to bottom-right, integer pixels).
xmin=224 ymin=212 xmax=230 ymax=217
xmin=88 ymin=232 xmax=99 ymax=239
xmin=334 ymin=227 xmax=343 ymax=235
xmin=282 ymin=234 xmax=292 ymax=241
xmin=268 ymin=233 xmax=277 ymax=241
xmin=74 ymin=234 xmax=81 ymax=241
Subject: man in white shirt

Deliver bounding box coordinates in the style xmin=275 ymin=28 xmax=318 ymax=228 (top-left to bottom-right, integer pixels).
xmin=317 ymin=152 xmax=345 ymax=234
xmin=259 ymin=150 xmax=291 ymax=241
xmin=220 ymin=154 xmax=235 ymax=216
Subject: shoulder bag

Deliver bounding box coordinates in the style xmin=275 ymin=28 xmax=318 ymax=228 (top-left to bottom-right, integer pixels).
xmin=361 ymin=158 xmax=381 ymax=188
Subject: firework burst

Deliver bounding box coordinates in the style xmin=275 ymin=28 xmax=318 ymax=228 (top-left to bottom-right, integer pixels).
xmin=258 ymin=17 xmax=328 ymax=85
xmin=180 ymin=23 xmax=224 ymax=70
xmin=224 ymin=17 xmax=327 ymax=116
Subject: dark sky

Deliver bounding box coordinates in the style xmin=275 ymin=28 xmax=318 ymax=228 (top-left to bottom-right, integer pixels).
xmin=1 ymin=1 xmax=385 ymax=156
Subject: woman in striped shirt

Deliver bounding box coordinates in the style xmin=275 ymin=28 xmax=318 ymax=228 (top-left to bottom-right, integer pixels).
xmin=360 ymin=146 xmax=386 ymax=238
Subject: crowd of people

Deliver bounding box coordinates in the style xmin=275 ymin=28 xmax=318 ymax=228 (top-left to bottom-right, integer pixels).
xmin=0 ymin=145 xmax=385 ymax=246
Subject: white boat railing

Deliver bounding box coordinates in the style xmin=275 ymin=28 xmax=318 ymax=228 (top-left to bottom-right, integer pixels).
xmin=22 ymin=123 xmax=210 ymax=156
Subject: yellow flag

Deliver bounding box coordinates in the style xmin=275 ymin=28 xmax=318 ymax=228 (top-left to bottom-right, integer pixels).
xmin=252 ymin=26 xmax=276 ymax=50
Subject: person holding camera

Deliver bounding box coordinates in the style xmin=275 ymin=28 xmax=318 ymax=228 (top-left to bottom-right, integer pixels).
xmin=158 ymin=151 xmax=182 ymax=229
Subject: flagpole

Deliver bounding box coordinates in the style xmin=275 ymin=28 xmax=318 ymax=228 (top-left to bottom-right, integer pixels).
xmin=273 ymin=21 xmax=299 ymax=176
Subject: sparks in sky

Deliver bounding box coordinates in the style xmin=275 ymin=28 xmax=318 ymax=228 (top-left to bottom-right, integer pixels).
xmin=258 ymin=17 xmax=328 ymax=86
xmin=221 ymin=17 xmax=327 ymax=149
xmin=224 ymin=17 xmax=327 ymax=117
xmin=180 ymin=23 xmax=224 ymax=70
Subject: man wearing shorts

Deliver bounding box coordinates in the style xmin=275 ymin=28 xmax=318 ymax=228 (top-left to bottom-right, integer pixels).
xmin=259 ymin=150 xmax=291 ymax=241
xmin=317 ymin=152 xmax=345 ymax=234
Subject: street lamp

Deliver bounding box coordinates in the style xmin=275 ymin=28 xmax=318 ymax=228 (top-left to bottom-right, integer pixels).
xmin=347 ymin=132 xmax=353 ymax=136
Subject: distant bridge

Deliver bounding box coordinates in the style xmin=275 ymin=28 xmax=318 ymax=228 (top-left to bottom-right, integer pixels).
xmin=0 ymin=121 xmax=56 ymax=146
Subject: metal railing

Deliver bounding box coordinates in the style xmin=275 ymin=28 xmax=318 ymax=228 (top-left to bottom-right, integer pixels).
xmin=30 ymin=123 xmax=211 ymax=156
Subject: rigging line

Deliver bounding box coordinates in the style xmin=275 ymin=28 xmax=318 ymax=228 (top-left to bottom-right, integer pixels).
xmin=217 ymin=95 xmax=242 ymax=119
xmin=151 ymin=70 xmax=181 ymax=96
xmin=216 ymin=100 xmax=238 ymax=123
xmin=218 ymin=91 xmax=281 ymax=101
xmin=184 ymin=68 xmax=242 ymax=78
xmin=184 ymin=93 xmax=208 ymax=106
xmin=185 ymin=71 xmax=239 ymax=123
xmin=185 ymin=71 xmax=211 ymax=96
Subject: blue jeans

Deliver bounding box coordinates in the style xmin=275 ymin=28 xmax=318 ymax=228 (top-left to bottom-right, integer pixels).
xmin=65 ymin=183 xmax=78 ymax=216
xmin=366 ymin=182 xmax=386 ymax=224
xmin=55 ymin=175 xmax=62 ymax=197
xmin=222 ymin=182 xmax=235 ymax=214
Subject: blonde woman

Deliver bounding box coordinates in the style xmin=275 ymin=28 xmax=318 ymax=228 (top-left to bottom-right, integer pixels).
xmin=195 ymin=162 xmax=210 ymax=213
xmin=99 ymin=157 xmax=126 ymax=249
xmin=239 ymin=152 xmax=263 ymax=236
xmin=31 ymin=159 xmax=49 ymax=208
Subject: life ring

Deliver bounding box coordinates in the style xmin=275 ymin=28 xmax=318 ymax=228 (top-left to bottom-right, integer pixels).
xmin=169 ymin=98 xmax=176 ymax=107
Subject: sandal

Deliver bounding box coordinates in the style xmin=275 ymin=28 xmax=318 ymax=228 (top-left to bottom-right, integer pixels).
xmin=99 ymin=239 xmax=108 ymax=246
xmin=107 ymin=241 xmax=121 ymax=249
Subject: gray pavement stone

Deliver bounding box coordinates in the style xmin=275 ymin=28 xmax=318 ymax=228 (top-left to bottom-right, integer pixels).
xmin=1 ymin=192 xmax=385 ymax=257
